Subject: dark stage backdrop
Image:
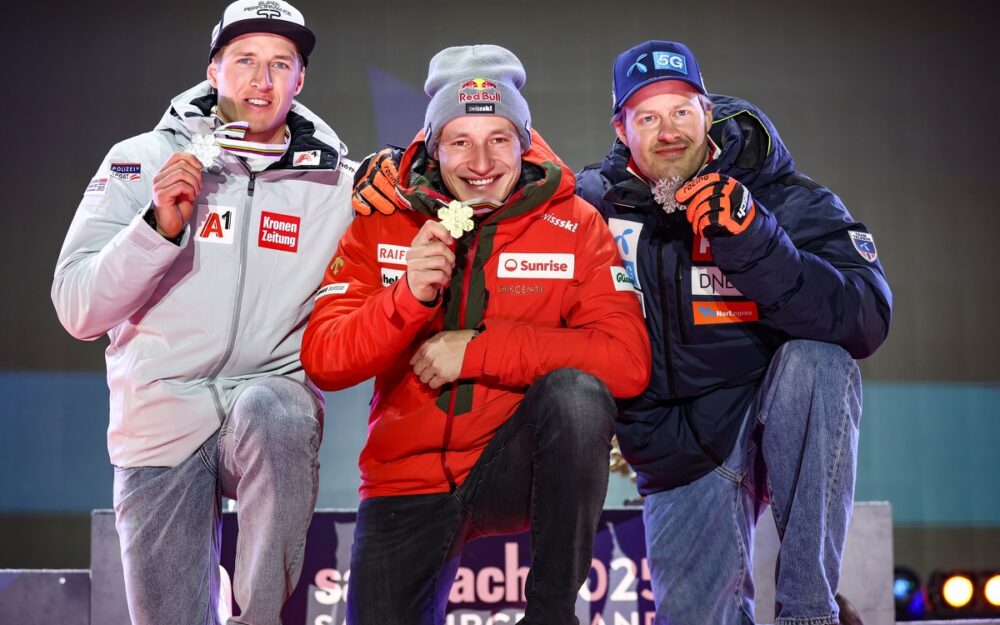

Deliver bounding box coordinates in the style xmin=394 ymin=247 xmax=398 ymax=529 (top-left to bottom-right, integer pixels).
xmin=4 ymin=0 xmax=998 ymax=380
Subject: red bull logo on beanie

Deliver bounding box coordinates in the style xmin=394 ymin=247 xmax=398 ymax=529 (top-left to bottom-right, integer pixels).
xmin=652 ymin=51 xmax=688 ymax=74
xmin=458 ymin=78 xmax=502 ymax=104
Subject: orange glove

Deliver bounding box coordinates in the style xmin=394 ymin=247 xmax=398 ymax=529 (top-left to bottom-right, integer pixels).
xmin=676 ymin=173 xmax=756 ymax=237
xmin=352 ymin=146 xmax=403 ymax=216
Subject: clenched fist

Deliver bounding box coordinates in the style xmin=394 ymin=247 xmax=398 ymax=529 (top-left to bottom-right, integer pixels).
xmin=151 ymin=152 xmax=204 ymax=239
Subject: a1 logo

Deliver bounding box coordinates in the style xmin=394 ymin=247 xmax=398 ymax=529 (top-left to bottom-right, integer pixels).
xmin=196 ymin=205 xmax=237 ymax=245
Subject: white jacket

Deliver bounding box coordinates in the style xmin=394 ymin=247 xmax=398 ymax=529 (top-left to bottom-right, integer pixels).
xmin=52 ymin=82 xmax=355 ymax=467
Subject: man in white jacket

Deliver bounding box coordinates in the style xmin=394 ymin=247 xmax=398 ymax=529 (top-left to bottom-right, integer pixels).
xmin=51 ymin=2 xmax=354 ymax=623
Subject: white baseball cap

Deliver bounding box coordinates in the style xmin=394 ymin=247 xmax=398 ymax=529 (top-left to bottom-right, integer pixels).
xmin=209 ymin=0 xmax=316 ymax=65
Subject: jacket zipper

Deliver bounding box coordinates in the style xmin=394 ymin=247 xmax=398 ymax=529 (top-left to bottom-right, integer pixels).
xmin=207 ymin=171 xmax=256 ymax=424
xmin=675 ymin=263 xmax=689 ymax=344
xmin=657 ymin=239 xmax=678 ymax=396
xmin=441 ymin=230 xmax=481 ymax=492
xmin=662 ymin=230 xmax=721 ymax=465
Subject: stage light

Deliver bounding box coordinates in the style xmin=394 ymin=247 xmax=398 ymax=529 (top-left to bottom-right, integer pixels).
xmin=927 ymin=569 xmax=1000 ymax=618
xmin=928 ymin=569 xmax=975 ymax=618
xmin=985 ymin=574 xmax=1000 ymax=608
xmin=941 ymin=574 xmax=974 ymax=608
xmin=893 ymin=566 xmax=927 ymax=621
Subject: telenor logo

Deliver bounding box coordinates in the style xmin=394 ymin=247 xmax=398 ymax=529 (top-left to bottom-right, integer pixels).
xmin=497 ymin=253 xmax=574 ymax=279
xmin=628 ymin=53 xmax=648 ymax=77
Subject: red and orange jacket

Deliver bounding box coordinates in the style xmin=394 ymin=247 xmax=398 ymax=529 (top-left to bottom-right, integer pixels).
xmin=302 ymin=130 xmax=651 ymax=499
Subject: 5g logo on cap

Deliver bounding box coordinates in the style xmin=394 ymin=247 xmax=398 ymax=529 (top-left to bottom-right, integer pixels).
xmin=653 ymin=51 xmax=688 ymax=74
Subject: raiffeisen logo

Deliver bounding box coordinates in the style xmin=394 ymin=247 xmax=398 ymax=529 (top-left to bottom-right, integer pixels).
xmin=497 ymin=253 xmax=575 ymax=279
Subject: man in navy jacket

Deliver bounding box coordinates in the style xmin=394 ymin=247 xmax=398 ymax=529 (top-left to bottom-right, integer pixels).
xmin=575 ymin=40 xmax=891 ymax=625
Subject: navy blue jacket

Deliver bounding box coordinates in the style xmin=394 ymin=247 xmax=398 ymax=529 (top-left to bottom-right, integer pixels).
xmin=576 ymin=94 xmax=892 ymax=494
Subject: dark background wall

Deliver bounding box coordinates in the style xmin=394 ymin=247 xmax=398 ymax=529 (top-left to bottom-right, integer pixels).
xmin=2 ymin=0 xmax=997 ymax=579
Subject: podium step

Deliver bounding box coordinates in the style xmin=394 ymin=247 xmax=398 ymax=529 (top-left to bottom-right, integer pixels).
xmin=0 ymin=569 xmax=89 ymax=624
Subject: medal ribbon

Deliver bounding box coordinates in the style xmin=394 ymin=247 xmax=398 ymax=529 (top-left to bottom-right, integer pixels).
xmin=213 ymin=121 xmax=290 ymax=164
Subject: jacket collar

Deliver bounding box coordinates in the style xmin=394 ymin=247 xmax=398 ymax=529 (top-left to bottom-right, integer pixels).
xmin=395 ymin=128 xmax=570 ymax=229
xmin=156 ymin=81 xmax=346 ymax=171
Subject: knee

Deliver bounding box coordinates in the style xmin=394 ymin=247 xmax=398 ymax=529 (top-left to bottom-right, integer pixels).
xmin=534 ymin=368 xmax=615 ymax=444
xmin=773 ymin=340 xmax=857 ymax=385
xmin=768 ymin=340 xmax=862 ymax=427
xmin=231 ymin=377 xmax=322 ymax=449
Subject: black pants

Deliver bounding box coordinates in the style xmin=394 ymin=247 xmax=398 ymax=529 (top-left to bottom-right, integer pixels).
xmin=346 ymin=368 xmax=617 ymax=625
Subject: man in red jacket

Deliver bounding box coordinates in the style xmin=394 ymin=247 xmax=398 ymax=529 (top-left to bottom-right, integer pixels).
xmin=302 ymin=44 xmax=650 ymax=625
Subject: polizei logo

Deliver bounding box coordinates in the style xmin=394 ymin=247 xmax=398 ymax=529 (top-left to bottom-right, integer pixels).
xmin=497 ymin=253 xmax=574 ymax=279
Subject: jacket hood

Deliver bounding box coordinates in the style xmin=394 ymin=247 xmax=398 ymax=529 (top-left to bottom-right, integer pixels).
xmin=154 ymin=81 xmax=346 ymax=171
xmin=394 ymin=127 xmax=576 ymax=226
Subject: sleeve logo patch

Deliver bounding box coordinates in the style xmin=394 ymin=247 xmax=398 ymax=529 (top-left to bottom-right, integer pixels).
xmin=110 ymin=162 xmax=141 ymax=181
xmin=315 ymin=283 xmax=349 ymax=299
xmin=608 ymin=218 xmax=644 ymax=293
xmin=84 ymin=176 xmax=109 ymax=196
xmin=848 ymin=230 xmax=878 ymax=263
xmin=610 ymin=266 xmax=637 ymax=292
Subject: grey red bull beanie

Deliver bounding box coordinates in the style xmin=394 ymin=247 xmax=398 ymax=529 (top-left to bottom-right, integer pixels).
xmin=423 ymin=44 xmax=532 ymax=156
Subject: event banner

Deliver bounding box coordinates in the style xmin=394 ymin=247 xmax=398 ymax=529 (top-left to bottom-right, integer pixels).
xmin=221 ymin=508 xmax=654 ymax=625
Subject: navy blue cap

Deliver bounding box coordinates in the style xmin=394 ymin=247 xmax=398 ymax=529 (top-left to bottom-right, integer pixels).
xmin=612 ymin=40 xmax=706 ymax=113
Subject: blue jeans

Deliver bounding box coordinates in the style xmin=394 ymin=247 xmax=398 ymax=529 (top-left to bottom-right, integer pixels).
xmin=112 ymin=376 xmax=323 ymax=625
xmin=643 ymin=340 xmax=862 ymax=625
xmin=346 ymin=368 xmax=616 ymax=625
